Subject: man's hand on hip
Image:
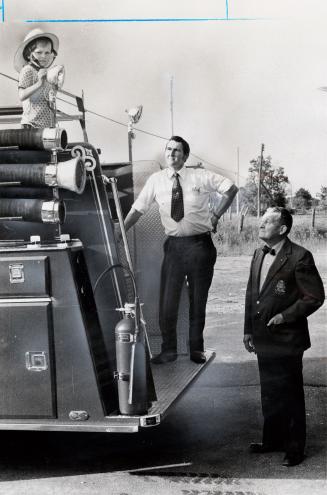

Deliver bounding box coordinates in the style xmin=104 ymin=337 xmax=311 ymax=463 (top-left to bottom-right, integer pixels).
xmin=211 ymin=214 xmax=220 ymax=233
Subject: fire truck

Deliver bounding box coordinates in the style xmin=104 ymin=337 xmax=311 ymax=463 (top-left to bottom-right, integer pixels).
xmin=0 ymin=74 xmax=215 ymax=433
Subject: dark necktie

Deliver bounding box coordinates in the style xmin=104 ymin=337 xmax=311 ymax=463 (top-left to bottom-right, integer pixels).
xmin=262 ymin=245 xmax=276 ymax=256
xmin=171 ymin=173 xmax=184 ymax=222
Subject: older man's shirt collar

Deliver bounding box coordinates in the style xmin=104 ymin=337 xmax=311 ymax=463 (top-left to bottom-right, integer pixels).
xmin=262 ymin=238 xmax=285 ymax=256
xmin=270 ymin=238 xmax=286 ymax=255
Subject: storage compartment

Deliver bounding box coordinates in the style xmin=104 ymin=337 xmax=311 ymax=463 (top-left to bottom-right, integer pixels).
xmin=0 ymin=302 xmax=56 ymax=418
xmin=0 ymin=255 xmax=49 ymax=297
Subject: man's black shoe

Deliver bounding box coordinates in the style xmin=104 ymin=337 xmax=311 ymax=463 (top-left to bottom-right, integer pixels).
xmin=250 ymin=443 xmax=283 ymax=454
xmin=190 ymin=351 xmax=206 ymax=364
xmin=151 ymin=351 xmax=177 ymax=364
xmin=282 ymin=453 xmax=304 ymax=467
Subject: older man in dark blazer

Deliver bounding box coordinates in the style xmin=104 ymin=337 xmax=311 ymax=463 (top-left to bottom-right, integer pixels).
xmin=243 ymin=207 xmax=325 ymax=467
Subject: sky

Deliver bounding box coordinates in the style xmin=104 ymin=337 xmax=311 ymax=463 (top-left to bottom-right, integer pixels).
xmin=1 ymin=0 xmax=327 ymax=197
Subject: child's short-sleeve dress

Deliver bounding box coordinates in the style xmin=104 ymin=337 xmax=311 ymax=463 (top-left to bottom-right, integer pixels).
xmin=18 ymin=64 xmax=54 ymax=128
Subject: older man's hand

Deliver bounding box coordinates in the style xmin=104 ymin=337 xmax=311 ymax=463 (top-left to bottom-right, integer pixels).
xmin=267 ymin=313 xmax=284 ymax=327
xmin=243 ymin=333 xmax=256 ymax=353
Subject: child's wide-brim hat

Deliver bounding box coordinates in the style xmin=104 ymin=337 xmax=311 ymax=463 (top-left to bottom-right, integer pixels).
xmin=14 ymin=28 xmax=59 ymax=72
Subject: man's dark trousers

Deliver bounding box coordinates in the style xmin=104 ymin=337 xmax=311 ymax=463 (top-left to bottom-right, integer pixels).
xmin=159 ymin=232 xmax=216 ymax=353
xmin=257 ymin=353 xmax=306 ymax=453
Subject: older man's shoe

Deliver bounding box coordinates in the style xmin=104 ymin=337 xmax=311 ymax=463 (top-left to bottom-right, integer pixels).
xmin=250 ymin=443 xmax=283 ymax=453
xmin=190 ymin=351 xmax=206 ymax=364
xmin=151 ymin=351 xmax=177 ymax=364
xmin=282 ymin=453 xmax=304 ymax=467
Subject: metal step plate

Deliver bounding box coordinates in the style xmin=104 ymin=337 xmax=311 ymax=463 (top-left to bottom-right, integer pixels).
xmin=149 ymin=350 xmax=216 ymax=417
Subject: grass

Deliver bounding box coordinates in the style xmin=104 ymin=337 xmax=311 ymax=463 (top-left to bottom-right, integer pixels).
xmin=212 ymin=213 xmax=327 ymax=256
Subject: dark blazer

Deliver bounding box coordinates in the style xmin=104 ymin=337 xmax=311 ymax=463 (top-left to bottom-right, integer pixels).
xmin=244 ymin=238 xmax=325 ymax=356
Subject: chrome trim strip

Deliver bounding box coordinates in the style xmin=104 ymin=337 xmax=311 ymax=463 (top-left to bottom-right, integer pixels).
xmin=0 ymin=239 xmax=83 ymax=252
xmin=0 ymin=423 xmax=139 ymax=433
xmin=0 ymin=297 xmax=51 ymax=304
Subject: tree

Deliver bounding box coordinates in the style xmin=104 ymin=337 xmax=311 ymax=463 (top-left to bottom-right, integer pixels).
xmin=293 ymin=188 xmax=312 ymax=212
xmin=317 ymin=186 xmax=327 ymax=210
xmin=243 ymin=155 xmax=289 ymax=215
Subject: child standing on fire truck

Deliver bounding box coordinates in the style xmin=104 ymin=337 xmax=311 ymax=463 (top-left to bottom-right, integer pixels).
xmin=14 ymin=28 xmax=59 ymax=129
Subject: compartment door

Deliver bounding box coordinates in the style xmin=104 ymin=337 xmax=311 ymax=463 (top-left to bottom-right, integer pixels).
xmin=0 ymin=302 xmax=56 ymax=418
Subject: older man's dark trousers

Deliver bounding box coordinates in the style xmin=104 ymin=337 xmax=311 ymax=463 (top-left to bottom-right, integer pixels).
xmin=257 ymin=353 xmax=306 ymax=454
xmin=159 ymin=233 xmax=217 ymax=353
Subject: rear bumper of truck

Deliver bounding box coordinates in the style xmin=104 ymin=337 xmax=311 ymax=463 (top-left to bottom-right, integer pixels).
xmin=0 ymin=351 xmax=215 ymax=433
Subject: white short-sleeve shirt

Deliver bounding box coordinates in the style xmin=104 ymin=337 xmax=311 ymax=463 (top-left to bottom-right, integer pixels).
xmin=133 ymin=165 xmax=234 ymax=236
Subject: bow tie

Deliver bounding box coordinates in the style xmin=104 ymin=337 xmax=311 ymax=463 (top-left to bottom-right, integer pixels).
xmin=262 ymin=245 xmax=276 ymax=256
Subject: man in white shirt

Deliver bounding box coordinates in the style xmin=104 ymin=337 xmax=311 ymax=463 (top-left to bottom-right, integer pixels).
xmin=124 ymin=135 xmax=238 ymax=364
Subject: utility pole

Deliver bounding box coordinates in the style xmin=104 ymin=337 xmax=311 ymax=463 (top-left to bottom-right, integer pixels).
xmin=170 ymin=76 xmax=174 ymax=136
xmin=257 ymin=143 xmax=265 ymax=218
xmin=236 ymin=147 xmax=240 ymax=214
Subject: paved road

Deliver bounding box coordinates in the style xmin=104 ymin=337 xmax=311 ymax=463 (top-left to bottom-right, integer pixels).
xmin=0 ymin=255 xmax=326 ymax=495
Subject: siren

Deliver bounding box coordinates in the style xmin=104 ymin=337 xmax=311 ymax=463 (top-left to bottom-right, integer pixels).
xmin=0 ymin=198 xmax=66 ymax=224
xmin=47 ymin=65 xmax=65 ymax=89
xmin=0 ymin=128 xmax=68 ymax=151
xmin=0 ymin=158 xmax=86 ymax=194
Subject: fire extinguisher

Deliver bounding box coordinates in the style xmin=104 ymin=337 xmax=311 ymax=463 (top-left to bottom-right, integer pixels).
xmin=115 ymin=299 xmax=148 ymax=415
xmin=94 ymin=263 xmax=149 ymax=416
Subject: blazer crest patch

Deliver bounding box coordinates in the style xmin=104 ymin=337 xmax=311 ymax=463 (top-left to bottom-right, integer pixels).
xmin=274 ymin=279 xmax=286 ymax=295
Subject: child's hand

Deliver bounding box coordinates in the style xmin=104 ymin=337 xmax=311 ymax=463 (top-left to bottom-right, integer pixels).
xmin=37 ymin=69 xmax=47 ymax=83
